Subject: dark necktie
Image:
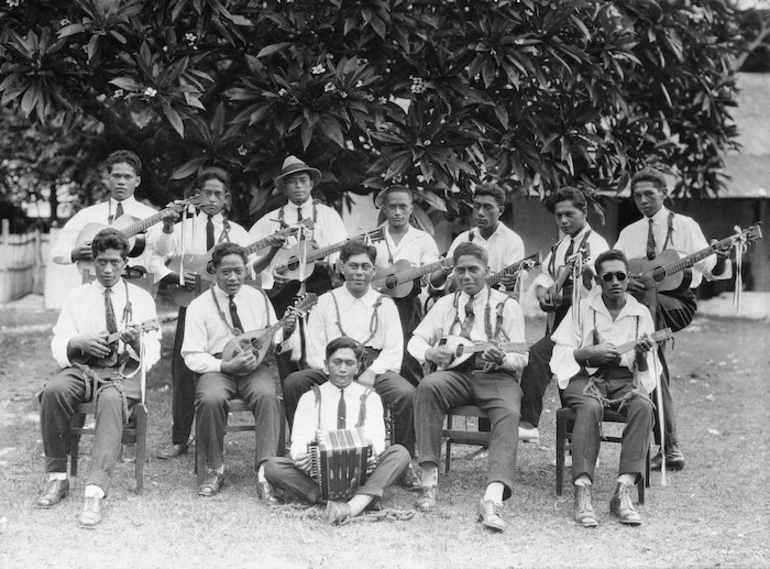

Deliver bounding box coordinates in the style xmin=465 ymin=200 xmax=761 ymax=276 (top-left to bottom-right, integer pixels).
xmin=460 ymin=296 xmax=475 ymax=339
xmin=337 ymin=388 xmax=346 ymax=429
xmin=104 ymin=288 xmax=119 ymax=354
xmin=206 ymin=215 xmax=215 ymax=250
xmin=114 ymin=201 xmax=124 ymax=221
xmin=564 ymin=238 xmax=575 ymax=262
xmin=296 ymin=207 xmax=303 ymax=222
xmin=646 ymin=218 xmax=656 ymax=260
xmin=228 ymin=294 xmax=244 ymax=333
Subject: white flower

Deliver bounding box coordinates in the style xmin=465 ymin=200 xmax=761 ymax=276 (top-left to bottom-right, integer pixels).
xmin=364 ymin=93 xmax=374 ymax=101
xmin=311 ymin=64 xmax=326 ymax=75
xmin=340 ymin=91 xmax=348 ymax=98
xmin=112 ymin=89 xmax=124 ymax=99
xmin=355 ymin=80 xmax=363 ymax=88
xmin=6 ymin=0 xmax=21 ymax=8
xmin=278 ymin=88 xmax=287 ymax=96
xmin=410 ymin=76 xmax=427 ymax=94
xmin=144 ymin=87 xmax=158 ymax=97
xmin=324 ymin=82 xmax=336 ymax=92
xmin=237 ymin=145 xmax=248 ymax=156
xmin=59 ymin=19 xmax=70 ymax=27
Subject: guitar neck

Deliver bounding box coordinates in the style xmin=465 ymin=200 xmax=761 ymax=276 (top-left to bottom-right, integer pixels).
xmin=312 ymin=230 xmax=380 ymax=262
xmin=467 ymin=341 xmax=527 ymax=354
xmin=487 ymin=255 xmax=535 ymax=286
xmin=120 ymin=209 xmax=170 ymax=238
xmin=245 ymin=236 xmax=278 ymax=256
xmin=658 ymin=242 xmax=724 ymax=277
xmin=614 ymin=330 xmax=671 ymax=354
xmin=401 ymin=259 xmax=451 ymax=282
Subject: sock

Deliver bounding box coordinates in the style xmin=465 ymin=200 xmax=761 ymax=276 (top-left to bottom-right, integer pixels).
xmin=347 ymin=494 xmax=372 ymax=517
xmin=420 ymin=463 xmax=438 ymax=487
xmin=48 ymin=472 xmax=67 ymax=482
xmin=84 ymin=485 xmax=104 ymax=499
xmin=617 ymin=473 xmax=636 ymax=487
xmin=519 ymin=421 xmax=535 ymax=430
xmin=574 ymin=474 xmax=592 ymax=487
xmin=483 ymin=482 xmax=504 ymax=504
xmin=209 ymin=465 xmax=225 ymax=475
xmin=257 ymin=463 xmax=266 ymax=483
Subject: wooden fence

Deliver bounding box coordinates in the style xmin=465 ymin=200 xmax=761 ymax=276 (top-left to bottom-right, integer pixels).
xmin=0 ymin=219 xmax=49 ymax=304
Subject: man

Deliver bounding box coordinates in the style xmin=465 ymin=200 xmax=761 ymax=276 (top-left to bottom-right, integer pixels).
xmin=181 ymin=242 xmax=295 ymax=501
xmin=408 ymin=241 xmax=528 ymax=533
xmin=615 ymin=167 xmax=729 ymax=471
xmin=264 ymin=337 xmax=411 ymax=524
xmin=37 ymin=228 xmax=160 ymax=528
xmin=550 ymin=249 xmax=657 ymax=527
xmin=373 ymin=185 xmax=440 ymax=385
xmin=519 ymin=187 xmax=609 ymax=441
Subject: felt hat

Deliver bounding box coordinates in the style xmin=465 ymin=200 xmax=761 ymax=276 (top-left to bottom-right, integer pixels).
xmin=274 ymin=155 xmax=322 ymax=188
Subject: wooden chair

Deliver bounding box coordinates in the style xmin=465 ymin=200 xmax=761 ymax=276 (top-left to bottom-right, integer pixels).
xmin=70 ymin=402 xmax=148 ymax=493
xmin=555 ymin=407 xmax=650 ymax=503
xmin=442 ymin=405 xmax=491 ymax=473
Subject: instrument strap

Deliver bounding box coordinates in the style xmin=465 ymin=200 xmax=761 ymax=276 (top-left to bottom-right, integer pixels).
xmin=589 ymin=308 xmax=640 ymax=372
xmin=661 ymin=211 xmax=675 ymax=252
xmin=548 ymin=228 xmax=592 ymax=278
xmin=383 ymin=226 xmax=395 ymax=265
xmin=330 ymin=290 xmax=384 ymax=347
xmin=312 ymin=384 xmax=322 ymax=427
xmin=449 ymin=288 xmax=494 ymax=339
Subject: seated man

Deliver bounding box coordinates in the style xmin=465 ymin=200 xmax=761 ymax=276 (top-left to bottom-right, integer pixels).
xmin=264 ymin=336 xmax=411 ymax=524
xmin=37 ymin=228 xmax=160 ymax=528
xmin=408 ymin=241 xmax=528 ymax=533
xmin=181 ymin=242 xmax=295 ymax=501
xmin=550 ymin=249 xmax=657 ymax=527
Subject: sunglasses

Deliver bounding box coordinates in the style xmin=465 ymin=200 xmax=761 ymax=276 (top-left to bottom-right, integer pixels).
xmin=601 ymin=271 xmax=628 ymax=283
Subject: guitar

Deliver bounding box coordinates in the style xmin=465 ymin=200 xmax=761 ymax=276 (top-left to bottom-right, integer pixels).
xmin=628 ymin=224 xmax=762 ymax=303
xmin=75 ymin=193 xmax=207 ymax=274
xmin=545 ymin=243 xmax=591 ymax=334
xmin=371 ymin=258 xmax=454 ymax=298
xmin=486 ymin=252 xmax=542 ymax=288
xmin=268 ymin=227 xmax=385 ymax=297
xmin=221 ymin=294 xmax=318 ymax=375
xmin=429 ymin=335 xmax=529 ymax=372
xmin=166 ymin=219 xmax=314 ymax=308
xmin=71 ymin=318 xmax=160 ymax=374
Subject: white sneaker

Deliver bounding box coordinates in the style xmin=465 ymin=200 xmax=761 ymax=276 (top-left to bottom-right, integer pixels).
xmin=518 ymin=426 xmax=540 ymax=442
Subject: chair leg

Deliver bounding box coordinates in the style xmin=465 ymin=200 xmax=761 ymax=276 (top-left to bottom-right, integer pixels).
xmin=556 ymin=411 xmax=567 ymax=496
xmin=70 ymin=434 xmax=80 ymax=478
xmin=135 ymin=408 xmax=147 ymax=494
xmin=444 ymin=414 xmax=453 ymax=474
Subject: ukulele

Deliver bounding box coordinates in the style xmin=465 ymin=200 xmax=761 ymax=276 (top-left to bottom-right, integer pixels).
xmin=71 ymin=318 xmax=160 ymax=374
xmin=545 ymin=244 xmax=591 ymax=334
xmin=486 ymin=252 xmax=542 ymax=287
xmin=371 ymin=258 xmax=454 ymax=298
xmin=609 ymin=327 xmax=674 ymax=355
xmin=428 ymin=335 xmax=529 ymax=372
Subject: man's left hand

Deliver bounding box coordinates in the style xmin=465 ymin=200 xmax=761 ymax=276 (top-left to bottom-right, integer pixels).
xmin=282 ymin=309 xmax=298 ymax=337
xmin=119 ymin=324 xmax=141 ymax=344
xmin=481 ymin=345 xmax=506 ymax=366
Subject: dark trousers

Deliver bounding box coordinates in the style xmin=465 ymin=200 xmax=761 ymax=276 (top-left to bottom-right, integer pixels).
xmin=40 ymin=367 xmax=138 ymax=495
xmin=414 ymin=368 xmax=522 ymax=500
xmin=195 ymin=368 xmax=281 ymax=472
xmin=171 ymin=307 xmax=196 ymax=445
xmin=393 ymin=294 xmax=424 ymax=387
xmin=283 ymin=369 xmax=416 ymax=455
xmin=264 ymin=444 xmax=410 ymax=503
xmin=561 ymin=375 xmax=654 ymax=484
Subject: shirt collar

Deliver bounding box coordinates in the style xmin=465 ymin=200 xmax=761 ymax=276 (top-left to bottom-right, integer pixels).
xmin=568 ymin=223 xmax=592 ymax=242
xmin=339 ymin=284 xmax=378 ymax=306
xmin=94 ymin=278 xmax=125 ymax=295
xmin=289 ymin=198 xmax=313 ymax=215
xmin=213 ymin=283 xmax=244 ymax=300
xmin=588 ymin=289 xmax=647 ymax=320
xmin=649 ymin=206 xmax=670 ymax=225
xmin=198 ymin=211 xmax=223 ymax=222
xmin=458 ymin=285 xmax=489 ymax=307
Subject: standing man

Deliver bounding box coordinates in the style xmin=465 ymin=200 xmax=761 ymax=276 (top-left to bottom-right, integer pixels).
xmin=37 ymin=228 xmax=160 ymax=528
xmin=408 ymin=242 xmax=529 ymax=533
xmin=373 ymin=186 xmax=441 ymax=385
xmin=550 ymin=250 xmax=656 ymax=527
xmin=181 ymin=242 xmax=295 ymax=501
xmin=519 ymin=187 xmax=609 ymax=441
xmin=615 ymin=167 xmax=730 ymax=471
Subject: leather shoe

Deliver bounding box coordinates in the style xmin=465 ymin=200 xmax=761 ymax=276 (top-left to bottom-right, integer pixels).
xmin=651 ymin=447 xmax=685 ymax=471
xmin=326 ymin=501 xmax=353 ymax=525
xmin=198 ymin=471 xmax=225 ymax=497
xmin=416 ymin=484 xmax=437 ymax=512
xmin=610 ymin=482 xmax=642 ymax=525
xmin=257 ymin=480 xmax=280 ymax=505
xmin=157 ymin=443 xmax=188 ymax=460
xmin=77 ymin=496 xmax=103 ymax=529
xmin=398 ymin=463 xmax=422 ymax=492
xmin=573 ymin=485 xmax=598 ymax=527
xmin=477 ymin=499 xmax=506 ymax=532
xmin=37 ymin=478 xmax=69 ymax=508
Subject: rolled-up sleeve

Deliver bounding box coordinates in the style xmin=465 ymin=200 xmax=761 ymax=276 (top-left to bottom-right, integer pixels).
xmin=181 ymin=302 xmax=222 ymax=374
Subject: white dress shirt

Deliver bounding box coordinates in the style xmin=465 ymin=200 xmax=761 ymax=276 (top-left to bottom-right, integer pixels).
xmin=373 ymin=223 xmax=441 ymax=270
xmin=248 ymin=198 xmax=349 ymax=290
xmin=51 ymin=196 xmax=164 ymax=270
xmin=182 ymin=283 xmax=290 ymax=374
xmin=305 ymin=285 xmax=403 ymax=375
xmin=614 ymin=206 xmax=727 ymax=288
xmin=446 ymin=223 xmax=525 ymax=273
xmin=51 ymin=279 xmax=161 ymax=371
xmin=532 ymin=224 xmax=610 ymax=291
xmin=408 ymin=285 xmax=528 ymax=373
xmin=290 ymin=380 xmax=386 ymax=459
xmin=550 ymin=288 xmax=660 ymax=393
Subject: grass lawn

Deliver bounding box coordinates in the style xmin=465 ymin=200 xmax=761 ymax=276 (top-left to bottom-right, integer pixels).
xmin=0 ymin=314 xmax=768 ymax=569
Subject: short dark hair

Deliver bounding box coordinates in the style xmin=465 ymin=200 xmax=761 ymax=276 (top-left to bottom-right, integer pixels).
xmin=594 ymin=249 xmax=629 ymax=274
xmin=473 ymin=184 xmax=505 ymax=207
xmin=211 ymin=242 xmax=248 ymax=268
xmin=547 ymin=186 xmax=587 ymax=213
xmin=92 ymin=228 xmax=130 ymax=259
xmin=340 ymin=239 xmax=377 ymax=264
xmin=631 ymin=167 xmax=667 ymax=193
xmin=382 ymin=185 xmax=413 ymax=205
xmin=198 ymin=167 xmax=231 ymax=193
xmin=107 ymin=150 xmax=142 ymax=176
xmin=452 ymin=241 xmax=488 ymax=265
xmin=325 ymin=336 xmax=364 ymax=361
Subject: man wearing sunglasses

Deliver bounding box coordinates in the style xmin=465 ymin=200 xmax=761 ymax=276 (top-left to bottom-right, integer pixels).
xmin=550 ymin=249 xmax=657 ymax=527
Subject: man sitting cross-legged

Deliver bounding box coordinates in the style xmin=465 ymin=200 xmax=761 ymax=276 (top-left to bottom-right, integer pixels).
xmin=264 ymin=336 xmax=411 ymax=524
xmin=550 ymin=249 xmax=657 ymax=527
xmin=181 ymin=242 xmax=295 ymax=501
xmin=408 ymin=241 xmax=528 ymax=533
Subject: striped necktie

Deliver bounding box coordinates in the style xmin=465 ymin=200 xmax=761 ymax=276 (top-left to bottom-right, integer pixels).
xmin=337 ymin=389 xmax=346 ymax=429
xmin=646 ymin=218 xmax=656 ymax=260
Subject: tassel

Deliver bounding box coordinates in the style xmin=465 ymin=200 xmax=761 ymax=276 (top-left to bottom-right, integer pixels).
xmin=572 ymin=254 xmax=583 ymax=331
xmin=732 ymin=225 xmax=747 ymax=315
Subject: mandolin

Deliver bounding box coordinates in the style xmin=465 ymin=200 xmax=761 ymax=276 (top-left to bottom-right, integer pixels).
xmin=428 ymin=335 xmax=529 ymax=372
xmin=371 ymin=258 xmax=454 ymax=298
xmin=71 ymin=318 xmax=159 ymax=374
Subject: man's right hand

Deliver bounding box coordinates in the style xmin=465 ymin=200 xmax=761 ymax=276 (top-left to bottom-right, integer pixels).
xmin=71 ymin=243 xmax=93 ymax=262
xmin=221 ymin=351 xmax=258 ymax=375
xmin=626 ymin=277 xmax=647 ymax=294
xmin=71 ymin=334 xmax=111 ymax=358
xmin=425 ymin=346 xmax=454 ymax=367
xmin=584 ymin=343 xmax=619 ymax=365
xmin=272 ymin=267 xmax=290 ymax=287
xmin=293 ymin=452 xmax=313 ymax=473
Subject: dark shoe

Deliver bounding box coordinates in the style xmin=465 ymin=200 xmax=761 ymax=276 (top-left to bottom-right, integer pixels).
xmin=77 ymin=496 xmax=103 ymax=529
xmin=36 ymin=478 xmax=69 ymax=508
xmin=416 ymin=484 xmax=437 ymax=512
xmin=198 ymin=471 xmax=225 ymax=497
xmin=610 ymin=482 xmax=642 ymax=525
xmin=651 ymin=447 xmax=685 ymax=471
xmin=398 ymin=463 xmax=422 ymax=492
xmin=573 ymin=485 xmax=598 ymax=527
xmin=477 ymin=499 xmax=506 ymax=532
xmin=257 ymin=481 xmax=280 ymax=505
xmin=157 ymin=443 xmax=188 ymax=460
xmin=326 ymin=501 xmax=353 ymax=525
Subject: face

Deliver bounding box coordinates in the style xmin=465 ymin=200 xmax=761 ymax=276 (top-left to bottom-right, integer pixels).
xmin=342 ymin=252 xmax=376 ymax=296
xmin=384 ymin=191 xmax=413 ymax=229
xmin=94 ymin=248 xmax=127 ymax=288
xmin=454 ymin=254 xmax=488 ymax=297
xmin=200 ymin=178 xmax=229 ymax=216
xmin=214 ymin=253 xmax=247 ymax=296
xmin=326 ymin=347 xmax=361 ymax=389
xmin=553 ymin=200 xmax=587 ymax=237
xmin=472 ymin=195 xmax=503 ymax=230
xmin=595 ymin=259 xmax=628 ymax=303
xmin=108 ymin=162 xmax=140 ymax=201
xmin=283 ymin=172 xmax=313 ymax=206
xmin=632 ymin=181 xmax=666 ymax=219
